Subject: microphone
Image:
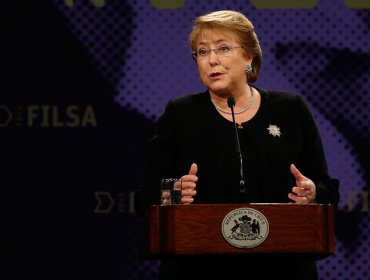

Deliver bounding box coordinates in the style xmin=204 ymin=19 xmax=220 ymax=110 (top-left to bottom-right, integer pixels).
xmin=227 ymin=96 xmax=246 ymax=194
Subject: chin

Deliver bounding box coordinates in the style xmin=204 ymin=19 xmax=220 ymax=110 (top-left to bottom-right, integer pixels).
xmin=208 ymin=84 xmax=230 ymax=95
xmin=210 ymin=89 xmax=230 ymax=97
xmin=207 ymin=82 xmax=223 ymax=89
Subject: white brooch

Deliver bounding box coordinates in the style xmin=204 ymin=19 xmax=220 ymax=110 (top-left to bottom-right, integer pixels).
xmin=267 ymin=124 xmax=282 ymax=137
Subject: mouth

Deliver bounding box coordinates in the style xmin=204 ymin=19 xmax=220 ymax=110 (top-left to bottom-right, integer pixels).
xmin=209 ymin=72 xmax=224 ymax=78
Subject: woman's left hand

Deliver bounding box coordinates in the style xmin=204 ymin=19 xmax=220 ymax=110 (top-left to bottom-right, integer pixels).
xmin=288 ymin=164 xmax=316 ymax=204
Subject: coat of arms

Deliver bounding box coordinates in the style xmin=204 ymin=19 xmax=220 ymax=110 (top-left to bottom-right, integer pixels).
xmin=221 ymin=208 xmax=269 ymax=248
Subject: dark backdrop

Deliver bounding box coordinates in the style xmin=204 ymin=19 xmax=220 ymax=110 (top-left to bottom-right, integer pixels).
xmin=2 ymin=1 xmax=369 ymax=279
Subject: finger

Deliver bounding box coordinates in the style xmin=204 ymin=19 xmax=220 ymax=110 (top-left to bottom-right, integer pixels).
xmin=290 ymin=164 xmax=306 ymax=180
xmin=288 ymin=193 xmax=308 ymax=204
xmin=289 ymin=190 xmax=315 ymax=204
xmin=181 ymin=174 xmax=198 ymax=184
xmin=181 ymin=197 xmax=194 ymax=204
xmin=188 ymin=163 xmax=198 ymax=176
xmin=181 ymin=181 xmax=197 ymax=190
xmin=182 ymin=188 xmax=196 ymax=197
xmin=292 ymin=186 xmax=311 ymax=197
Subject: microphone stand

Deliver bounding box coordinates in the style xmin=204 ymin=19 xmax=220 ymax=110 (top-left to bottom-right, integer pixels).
xmin=227 ymin=97 xmax=247 ymax=195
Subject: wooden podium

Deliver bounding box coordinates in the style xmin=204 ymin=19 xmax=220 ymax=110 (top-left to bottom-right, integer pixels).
xmin=143 ymin=203 xmax=334 ymax=259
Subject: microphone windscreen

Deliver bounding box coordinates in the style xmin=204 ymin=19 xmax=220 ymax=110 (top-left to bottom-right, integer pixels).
xmin=227 ymin=96 xmax=235 ymax=108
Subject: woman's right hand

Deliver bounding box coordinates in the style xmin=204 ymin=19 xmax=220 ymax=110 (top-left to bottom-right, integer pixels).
xmin=180 ymin=163 xmax=198 ymax=204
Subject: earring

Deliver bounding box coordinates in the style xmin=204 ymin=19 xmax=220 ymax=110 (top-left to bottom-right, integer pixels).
xmin=245 ymin=64 xmax=252 ymax=74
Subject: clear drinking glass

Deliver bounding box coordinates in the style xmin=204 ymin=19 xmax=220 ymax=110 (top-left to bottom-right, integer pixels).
xmin=160 ymin=178 xmax=182 ymax=205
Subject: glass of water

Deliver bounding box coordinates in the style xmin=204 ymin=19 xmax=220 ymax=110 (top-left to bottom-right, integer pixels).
xmin=161 ymin=178 xmax=182 ymax=205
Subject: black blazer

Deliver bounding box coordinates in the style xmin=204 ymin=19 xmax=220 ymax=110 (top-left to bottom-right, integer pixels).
xmin=135 ymin=86 xmax=339 ymax=214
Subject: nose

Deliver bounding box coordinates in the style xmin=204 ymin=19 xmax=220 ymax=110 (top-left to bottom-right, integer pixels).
xmin=208 ymin=49 xmax=219 ymax=66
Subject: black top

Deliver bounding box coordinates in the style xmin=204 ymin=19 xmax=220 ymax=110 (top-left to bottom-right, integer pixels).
xmin=135 ymin=87 xmax=340 ymax=280
xmin=135 ymin=86 xmax=339 ymax=213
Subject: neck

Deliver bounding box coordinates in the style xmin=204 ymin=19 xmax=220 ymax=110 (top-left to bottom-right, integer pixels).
xmin=210 ymin=84 xmax=255 ymax=115
xmin=210 ymin=84 xmax=253 ymax=107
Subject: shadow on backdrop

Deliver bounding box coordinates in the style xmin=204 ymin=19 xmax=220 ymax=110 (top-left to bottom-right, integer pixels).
xmin=1 ymin=1 xmax=154 ymax=279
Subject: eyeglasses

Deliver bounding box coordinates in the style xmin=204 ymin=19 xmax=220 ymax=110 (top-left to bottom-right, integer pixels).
xmin=192 ymin=45 xmax=244 ymax=60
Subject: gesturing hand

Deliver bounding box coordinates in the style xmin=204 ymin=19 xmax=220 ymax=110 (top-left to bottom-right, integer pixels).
xmin=181 ymin=163 xmax=198 ymax=204
xmin=288 ymin=164 xmax=316 ymax=204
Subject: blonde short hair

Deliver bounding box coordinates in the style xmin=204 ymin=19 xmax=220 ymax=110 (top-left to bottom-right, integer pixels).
xmin=189 ymin=10 xmax=262 ymax=83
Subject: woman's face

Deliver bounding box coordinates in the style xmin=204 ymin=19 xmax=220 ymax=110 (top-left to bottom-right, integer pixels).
xmin=194 ymin=28 xmax=251 ymax=96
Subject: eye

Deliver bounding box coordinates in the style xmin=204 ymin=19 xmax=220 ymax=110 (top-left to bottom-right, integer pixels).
xmin=198 ymin=48 xmax=208 ymax=56
xmin=218 ymin=46 xmax=231 ymax=53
